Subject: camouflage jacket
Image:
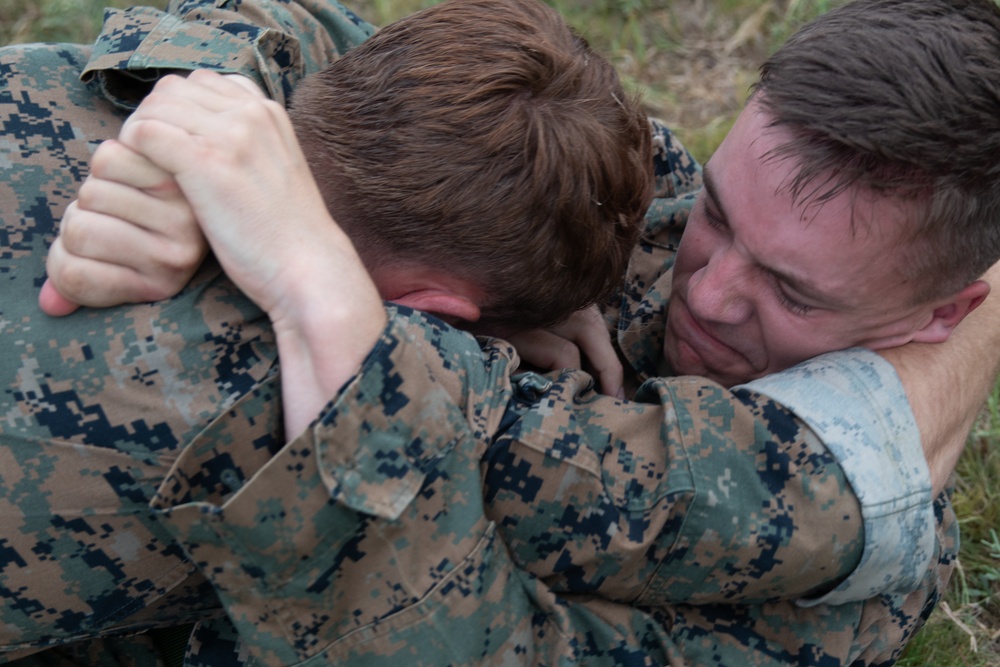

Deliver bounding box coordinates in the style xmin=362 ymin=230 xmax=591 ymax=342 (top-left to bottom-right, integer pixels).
xmin=0 ymin=2 xmax=950 ymax=665
xmin=0 ymin=0 xmax=370 ymax=661
xmin=148 ymin=305 xmax=954 ymax=667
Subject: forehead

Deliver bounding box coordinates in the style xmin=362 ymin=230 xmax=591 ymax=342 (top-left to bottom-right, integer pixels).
xmin=707 ymin=101 xmax=920 ymax=309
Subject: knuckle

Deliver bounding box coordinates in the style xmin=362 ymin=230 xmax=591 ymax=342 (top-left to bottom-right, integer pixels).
xmin=89 ymin=141 xmax=116 ymax=178
xmin=53 ymin=262 xmax=91 ymax=302
xmin=159 ymin=238 xmax=204 ymax=276
xmin=153 ymin=73 xmax=187 ymax=93
xmin=143 ymin=279 xmax=178 ymax=303
xmin=58 ymin=215 xmax=88 ymax=254
xmin=75 ymin=178 xmax=100 ymax=211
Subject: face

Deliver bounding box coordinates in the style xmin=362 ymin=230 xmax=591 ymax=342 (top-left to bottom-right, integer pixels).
xmin=664 ymin=99 xmax=938 ymax=387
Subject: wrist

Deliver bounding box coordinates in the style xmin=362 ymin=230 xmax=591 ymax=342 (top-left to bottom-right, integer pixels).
xmin=269 ymin=255 xmax=387 ymax=438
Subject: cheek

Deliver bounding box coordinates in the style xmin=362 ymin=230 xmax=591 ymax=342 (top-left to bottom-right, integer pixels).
xmin=758 ymin=312 xmax=850 ymax=370
xmin=673 ymin=228 xmax=713 ymax=279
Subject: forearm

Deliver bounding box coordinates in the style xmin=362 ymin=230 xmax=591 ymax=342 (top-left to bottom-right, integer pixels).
xmin=484 ymin=370 xmax=865 ymax=606
xmin=149 ymin=310 xmax=680 ymax=666
xmin=879 ymin=261 xmax=1000 ymax=496
xmin=260 ymin=215 xmax=387 ymax=438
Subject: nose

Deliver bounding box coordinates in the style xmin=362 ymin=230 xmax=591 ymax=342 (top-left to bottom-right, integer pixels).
xmin=686 ymin=249 xmax=754 ymax=325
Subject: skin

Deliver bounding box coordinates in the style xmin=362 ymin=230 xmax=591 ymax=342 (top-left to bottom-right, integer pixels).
xmin=664 ymin=98 xmax=988 ymax=387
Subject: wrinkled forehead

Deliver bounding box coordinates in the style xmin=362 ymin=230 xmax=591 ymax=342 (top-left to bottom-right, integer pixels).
xmin=724 ymin=102 xmax=924 ymax=242
xmin=708 ymin=110 xmax=930 ymax=309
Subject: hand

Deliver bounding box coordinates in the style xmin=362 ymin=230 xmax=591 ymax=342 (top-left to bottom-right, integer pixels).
xmin=116 ymin=70 xmax=387 ymax=437
xmin=40 ymin=140 xmax=207 ymax=316
xmin=115 ymin=71 xmax=333 ymax=314
xmin=508 ymin=305 xmax=624 ymax=398
xmin=879 ymin=260 xmax=1000 ymax=496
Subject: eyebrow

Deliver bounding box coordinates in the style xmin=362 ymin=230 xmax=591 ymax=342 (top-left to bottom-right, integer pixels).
xmin=701 ymin=165 xmax=846 ymax=310
xmin=701 ymin=168 xmax=730 ymax=230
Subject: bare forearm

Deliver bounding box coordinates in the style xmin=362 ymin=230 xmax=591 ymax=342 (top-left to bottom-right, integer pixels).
xmin=879 ymin=262 xmax=1000 ymax=495
xmin=270 ymin=248 xmax=387 ymax=439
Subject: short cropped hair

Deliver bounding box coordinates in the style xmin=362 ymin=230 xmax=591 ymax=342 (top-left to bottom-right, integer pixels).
xmin=289 ymin=0 xmax=652 ymax=331
xmin=754 ymin=0 xmax=1000 ymax=301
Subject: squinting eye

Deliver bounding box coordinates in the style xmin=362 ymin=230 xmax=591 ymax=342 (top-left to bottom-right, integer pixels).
xmin=776 ymin=288 xmax=813 ymax=316
xmin=699 ymin=198 xmax=725 ymax=230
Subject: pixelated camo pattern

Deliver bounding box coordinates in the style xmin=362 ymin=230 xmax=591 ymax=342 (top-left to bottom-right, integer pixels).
xmin=606 ymin=118 xmax=702 ymax=391
xmin=136 ymin=300 xmax=946 ymax=666
xmin=0 ymin=0 xmax=368 ymax=659
xmin=85 ymin=0 xmax=373 ymax=108
xmin=0 ymin=10 xmax=954 ymax=666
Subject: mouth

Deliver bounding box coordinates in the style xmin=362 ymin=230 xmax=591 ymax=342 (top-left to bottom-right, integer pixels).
xmin=666 ymin=295 xmax=747 ymax=374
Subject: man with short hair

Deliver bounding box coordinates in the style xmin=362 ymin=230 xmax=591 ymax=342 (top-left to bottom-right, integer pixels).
xmin=0 ymin=0 xmax=649 ymax=661
xmin=287 ymin=2 xmax=651 ymax=333
xmin=67 ymin=1 xmax=1000 ymax=665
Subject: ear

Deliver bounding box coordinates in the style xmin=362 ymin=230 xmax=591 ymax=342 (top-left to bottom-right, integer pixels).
xmin=391 ymin=288 xmax=482 ymax=326
xmin=909 ymin=280 xmax=990 ymax=344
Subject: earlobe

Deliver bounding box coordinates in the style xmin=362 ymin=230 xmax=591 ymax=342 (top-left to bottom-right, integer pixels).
xmin=392 ymin=289 xmax=482 ymax=326
xmin=910 ymin=280 xmax=990 ymax=344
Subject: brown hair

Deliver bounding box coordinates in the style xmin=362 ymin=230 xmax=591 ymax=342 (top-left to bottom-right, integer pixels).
xmin=289 ymin=0 xmax=652 ymax=331
xmin=754 ymin=0 xmax=1000 ymax=301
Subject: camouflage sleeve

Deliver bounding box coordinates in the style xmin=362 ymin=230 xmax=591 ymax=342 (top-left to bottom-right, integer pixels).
xmin=603 ymin=121 xmax=693 ymax=372
xmin=738 ymin=349 xmax=935 ymax=606
xmin=666 ymin=491 xmax=957 ymax=666
xmin=643 ymin=118 xmax=701 ymax=240
xmin=147 ymin=307 xmax=682 ymax=666
xmin=482 ymin=368 xmax=863 ymax=607
xmin=82 ymin=0 xmax=375 ymax=109
xmin=144 ymin=306 xmax=894 ymax=664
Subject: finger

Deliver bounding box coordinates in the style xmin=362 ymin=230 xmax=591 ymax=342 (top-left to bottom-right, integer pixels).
xmin=122 ymin=99 xmax=297 ymax=176
xmin=74 ymin=179 xmax=191 ymax=235
xmin=551 ymin=306 xmax=624 ymax=398
xmin=89 ymin=140 xmax=178 ymax=194
xmin=54 ymin=200 xmax=206 ymax=307
xmin=45 ymin=237 xmax=171 ymax=307
xmin=131 ymin=71 xmax=263 ymax=118
xmin=117 ymin=118 xmax=206 ymax=178
xmin=216 ymin=72 xmax=268 ymax=98
xmin=567 ymin=329 xmax=624 ymax=399
xmin=59 ymin=212 xmax=195 ymax=270
xmin=60 ymin=203 xmax=205 ymax=281
xmin=124 ymin=94 xmax=236 ymax=141
xmin=568 ymin=326 xmax=623 ymax=397
xmin=507 ymin=330 xmax=583 ymax=372
xmin=591 ymin=355 xmax=625 ymax=400
xmin=126 ymin=73 xmax=296 ymax=151
xmin=123 ymin=71 xmax=268 ymax=137
xmin=38 ymin=279 xmax=80 ymax=317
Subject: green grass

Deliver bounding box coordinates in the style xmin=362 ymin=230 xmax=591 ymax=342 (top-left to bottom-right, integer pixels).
xmin=897 ymin=382 xmax=1000 ymax=666
xmin=3 ymin=1 xmax=999 ymax=665
xmin=0 ymin=0 xmax=137 ymax=44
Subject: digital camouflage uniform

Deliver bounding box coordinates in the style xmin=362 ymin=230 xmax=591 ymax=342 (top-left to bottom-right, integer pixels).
xmin=0 ymin=0 xmax=372 ymax=662
xmin=0 ymin=1 xmax=955 ymax=665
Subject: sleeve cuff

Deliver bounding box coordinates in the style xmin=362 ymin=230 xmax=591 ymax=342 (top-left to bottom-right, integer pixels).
xmin=737 ymin=348 xmax=935 ymax=605
xmin=313 ymin=307 xmax=513 ymax=521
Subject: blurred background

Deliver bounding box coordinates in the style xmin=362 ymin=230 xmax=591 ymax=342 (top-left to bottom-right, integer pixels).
xmin=1 ymin=1 xmax=998 ymax=664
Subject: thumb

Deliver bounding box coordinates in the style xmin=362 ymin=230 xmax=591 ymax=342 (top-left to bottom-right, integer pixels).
xmin=39 ymin=279 xmax=81 ymax=317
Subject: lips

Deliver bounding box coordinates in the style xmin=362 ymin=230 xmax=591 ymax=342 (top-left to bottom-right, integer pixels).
xmin=667 ymin=294 xmax=747 ymax=374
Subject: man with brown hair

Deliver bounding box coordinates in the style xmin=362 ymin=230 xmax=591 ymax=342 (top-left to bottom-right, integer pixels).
xmin=288 ymin=0 xmax=651 ymax=332
xmin=43 ymin=0 xmax=651 ymax=333
xmin=69 ymin=0 xmax=1000 ymax=665
xmin=0 ymin=0 xmax=649 ymax=661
